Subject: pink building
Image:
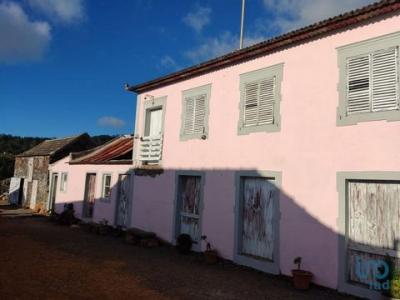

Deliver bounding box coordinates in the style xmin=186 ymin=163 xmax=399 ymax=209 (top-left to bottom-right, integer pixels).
xmin=48 ymin=136 xmax=134 ymax=226
xmin=125 ymin=1 xmax=400 ymax=299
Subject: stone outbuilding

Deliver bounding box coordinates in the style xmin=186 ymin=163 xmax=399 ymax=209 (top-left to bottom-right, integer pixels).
xmin=10 ymin=133 xmax=94 ymax=212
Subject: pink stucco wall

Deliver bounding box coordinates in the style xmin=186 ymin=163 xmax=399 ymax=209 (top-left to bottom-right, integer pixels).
xmin=131 ymin=13 xmax=400 ymax=290
xmin=49 ymin=156 xmax=133 ymax=225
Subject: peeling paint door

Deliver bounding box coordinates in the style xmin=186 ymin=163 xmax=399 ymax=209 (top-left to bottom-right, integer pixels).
xmin=240 ymin=177 xmax=276 ymax=260
xmin=177 ymin=176 xmax=202 ymax=243
xmin=49 ymin=173 xmax=58 ymax=212
xmin=115 ymin=174 xmax=132 ymax=228
xmin=83 ymin=174 xmax=96 ymax=218
xmin=347 ymin=180 xmax=400 ymax=285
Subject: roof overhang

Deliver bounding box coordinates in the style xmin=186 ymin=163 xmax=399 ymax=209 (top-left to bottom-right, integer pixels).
xmin=127 ymin=0 xmax=400 ymax=94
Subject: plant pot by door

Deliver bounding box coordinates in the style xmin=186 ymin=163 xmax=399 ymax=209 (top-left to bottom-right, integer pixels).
xmin=292 ymin=269 xmax=313 ymax=290
xmin=204 ymin=250 xmax=218 ymax=265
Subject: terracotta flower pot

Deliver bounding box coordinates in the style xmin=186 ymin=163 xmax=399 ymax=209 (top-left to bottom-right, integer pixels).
xmin=292 ymin=269 xmax=313 ymax=290
xmin=204 ymin=250 xmax=218 ymax=265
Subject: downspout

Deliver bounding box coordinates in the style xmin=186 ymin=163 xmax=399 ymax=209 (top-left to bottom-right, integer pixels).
xmin=125 ymin=84 xmax=141 ymax=169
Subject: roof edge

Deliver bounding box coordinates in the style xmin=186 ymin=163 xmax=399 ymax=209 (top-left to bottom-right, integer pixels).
xmin=127 ymin=0 xmax=400 ymax=94
xmin=15 ymin=133 xmax=89 ymax=157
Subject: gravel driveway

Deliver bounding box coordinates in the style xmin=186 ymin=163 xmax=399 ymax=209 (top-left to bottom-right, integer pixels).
xmin=0 ymin=207 xmax=359 ymax=300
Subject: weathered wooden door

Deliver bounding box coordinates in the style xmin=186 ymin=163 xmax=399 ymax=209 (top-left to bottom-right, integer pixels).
xmin=115 ymin=174 xmax=132 ymax=228
xmin=83 ymin=174 xmax=96 ymax=218
xmin=49 ymin=173 xmax=58 ymax=211
xmin=177 ymin=176 xmax=202 ymax=243
xmin=347 ymin=180 xmax=400 ymax=284
xmin=240 ymin=177 xmax=276 ymax=260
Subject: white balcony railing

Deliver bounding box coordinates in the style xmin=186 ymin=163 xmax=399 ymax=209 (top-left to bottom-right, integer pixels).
xmin=139 ymin=135 xmax=163 ymax=163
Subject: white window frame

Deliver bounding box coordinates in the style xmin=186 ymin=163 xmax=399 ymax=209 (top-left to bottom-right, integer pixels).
xmin=101 ymin=173 xmax=112 ymax=201
xmin=337 ymin=31 xmax=400 ymax=126
xmin=60 ymin=172 xmax=68 ymax=193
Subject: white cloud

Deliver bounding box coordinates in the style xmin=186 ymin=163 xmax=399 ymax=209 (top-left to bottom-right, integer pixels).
xmin=97 ymin=116 xmax=125 ymax=128
xmin=28 ymin=0 xmax=85 ymax=24
xmin=183 ymin=5 xmax=211 ymax=33
xmin=262 ymin=0 xmax=376 ymax=32
xmin=160 ymin=55 xmax=180 ymax=70
xmin=0 ymin=2 xmax=51 ymax=64
xmin=185 ymin=31 xmax=264 ymax=63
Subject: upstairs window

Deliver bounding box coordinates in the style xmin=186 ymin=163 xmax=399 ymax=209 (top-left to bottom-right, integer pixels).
xmin=346 ymin=48 xmax=398 ymax=115
xmin=337 ymin=32 xmax=400 ymax=125
xmin=180 ymin=84 xmax=211 ymax=141
xmin=238 ymin=64 xmax=283 ymax=135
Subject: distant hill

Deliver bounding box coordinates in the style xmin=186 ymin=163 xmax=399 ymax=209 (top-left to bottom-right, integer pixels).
xmin=0 ymin=134 xmax=116 ymax=180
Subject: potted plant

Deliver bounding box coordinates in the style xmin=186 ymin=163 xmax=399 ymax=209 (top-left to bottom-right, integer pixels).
xmin=98 ymin=219 xmax=110 ymax=235
xmin=201 ymin=235 xmax=218 ymax=265
xmin=176 ymin=233 xmax=192 ymax=254
xmin=292 ymin=257 xmax=313 ymax=290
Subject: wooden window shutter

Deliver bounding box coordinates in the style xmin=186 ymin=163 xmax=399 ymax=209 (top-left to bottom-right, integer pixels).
xmin=183 ymin=96 xmax=195 ymax=135
xmin=371 ymin=47 xmax=399 ymax=111
xmin=183 ymin=94 xmax=206 ymax=135
xmin=244 ymin=77 xmax=275 ymax=126
xmin=346 ymin=47 xmax=399 ymax=115
xmin=346 ymin=54 xmax=371 ymax=115
xmin=193 ymin=94 xmax=206 ymax=133
xmin=258 ymin=77 xmax=275 ymax=125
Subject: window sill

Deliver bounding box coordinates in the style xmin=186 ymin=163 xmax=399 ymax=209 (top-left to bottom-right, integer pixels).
xmin=238 ymin=123 xmax=280 ymax=135
xmin=336 ymin=109 xmax=400 ymax=126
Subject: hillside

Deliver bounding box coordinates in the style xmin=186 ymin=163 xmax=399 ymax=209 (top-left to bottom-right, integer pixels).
xmin=0 ymin=134 xmax=115 ymax=180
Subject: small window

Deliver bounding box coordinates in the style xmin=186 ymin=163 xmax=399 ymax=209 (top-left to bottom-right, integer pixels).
xmin=238 ymin=64 xmax=283 ymax=135
xmin=337 ymin=32 xmax=400 ymax=126
xmin=180 ymin=84 xmax=211 ymax=141
xmin=60 ymin=173 xmax=68 ymax=192
xmin=101 ymin=174 xmax=112 ymax=199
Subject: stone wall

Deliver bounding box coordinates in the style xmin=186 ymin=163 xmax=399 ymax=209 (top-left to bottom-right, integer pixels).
xmin=14 ymin=156 xmax=50 ymax=212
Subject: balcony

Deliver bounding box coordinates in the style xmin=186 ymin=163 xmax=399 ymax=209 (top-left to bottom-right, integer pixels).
xmin=138 ymin=135 xmax=163 ymax=164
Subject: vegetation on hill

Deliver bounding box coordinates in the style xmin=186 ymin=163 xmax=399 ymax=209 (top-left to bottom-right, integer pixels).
xmin=0 ymin=134 xmax=115 ymax=180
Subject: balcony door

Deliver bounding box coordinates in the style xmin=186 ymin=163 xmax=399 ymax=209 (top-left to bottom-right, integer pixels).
xmin=146 ymin=108 xmax=163 ymax=137
xmin=141 ymin=107 xmax=164 ymax=163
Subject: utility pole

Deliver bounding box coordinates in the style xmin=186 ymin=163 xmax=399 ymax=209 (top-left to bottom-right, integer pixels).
xmin=239 ymin=0 xmax=246 ymax=49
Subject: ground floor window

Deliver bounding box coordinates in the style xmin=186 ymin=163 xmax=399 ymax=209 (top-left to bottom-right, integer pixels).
xmin=101 ymin=174 xmax=112 ymax=199
xmin=60 ymin=172 xmax=68 ymax=192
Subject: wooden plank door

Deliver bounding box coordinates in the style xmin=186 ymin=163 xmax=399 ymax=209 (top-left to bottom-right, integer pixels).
xmin=240 ymin=177 xmax=276 ymax=260
xmin=115 ymin=174 xmax=132 ymax=228
xmin=177 ymin=176 xmax=201 ymax=243
xmin=83 ymin=174 xmax=96 ymax=218
xmin=49 ymin=173 xmax=58 ymax=211
xmin=347 ymin=180 xmax=400 ymax=285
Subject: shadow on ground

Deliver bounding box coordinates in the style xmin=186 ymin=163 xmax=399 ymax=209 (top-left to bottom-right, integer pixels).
xmin=0 ymin=208 xmax=359 ymax=300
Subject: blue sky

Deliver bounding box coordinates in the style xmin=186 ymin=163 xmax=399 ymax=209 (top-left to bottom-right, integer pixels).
xmin=0 ymin=0 xmax=374 ymax=138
